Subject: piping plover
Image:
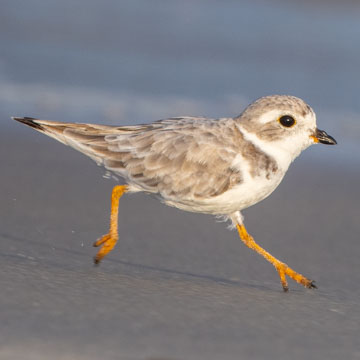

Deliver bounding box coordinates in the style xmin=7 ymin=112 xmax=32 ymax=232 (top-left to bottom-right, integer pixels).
xmin=13 ymin=95 xmax=336 ymax=291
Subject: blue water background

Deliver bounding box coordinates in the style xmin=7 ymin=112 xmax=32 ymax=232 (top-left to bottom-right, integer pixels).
xmin=1 ymin=0 xmax=359 ymax=165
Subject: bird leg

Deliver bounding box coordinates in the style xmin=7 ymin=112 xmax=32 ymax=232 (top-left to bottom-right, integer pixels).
xmin=93 ymin=185 xmax=128 ymax=264
xmin=236 ymin=224 xmax=316 ymax=291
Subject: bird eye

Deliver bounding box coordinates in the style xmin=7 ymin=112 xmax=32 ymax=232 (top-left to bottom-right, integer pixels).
xmin=279 ymin=115 xmax=296 ymax=128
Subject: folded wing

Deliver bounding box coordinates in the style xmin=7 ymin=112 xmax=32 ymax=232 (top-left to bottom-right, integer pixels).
xmin=13 ymin=117 xmax=243 ymax=200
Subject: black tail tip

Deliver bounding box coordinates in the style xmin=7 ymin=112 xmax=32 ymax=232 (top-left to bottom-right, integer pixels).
xmin=12 ymin=116 xmax=43 ymax=130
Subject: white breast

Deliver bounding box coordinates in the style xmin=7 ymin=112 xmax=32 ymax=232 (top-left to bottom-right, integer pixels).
xmin=162 ymin=151 xmax=286 ymax=215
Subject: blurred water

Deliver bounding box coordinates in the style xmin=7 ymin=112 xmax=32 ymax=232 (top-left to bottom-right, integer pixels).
xmin=0 ymin=0 xmax=359 ymax=163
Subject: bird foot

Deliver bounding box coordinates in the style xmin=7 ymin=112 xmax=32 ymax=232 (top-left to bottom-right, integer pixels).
xmin=93 ymin=233 xmax=118 ymax=265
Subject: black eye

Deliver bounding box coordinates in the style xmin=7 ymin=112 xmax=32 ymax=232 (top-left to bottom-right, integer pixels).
xmin=279 ymin=115 xmax=296 ymax=128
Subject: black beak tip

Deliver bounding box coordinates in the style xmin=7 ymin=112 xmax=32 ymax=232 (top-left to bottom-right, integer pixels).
xmin=316 ymin=129 xmax=337 ymax=145
xmin=330 ymin=136 xmax=337 ymax=145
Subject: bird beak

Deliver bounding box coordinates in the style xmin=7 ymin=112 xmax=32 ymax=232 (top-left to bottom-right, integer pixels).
xmin=310 ymin=128 xmax=337 ymax=145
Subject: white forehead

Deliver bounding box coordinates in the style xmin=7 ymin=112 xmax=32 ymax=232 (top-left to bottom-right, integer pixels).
xmin=257 ymin=108 xmax=316 ymax=125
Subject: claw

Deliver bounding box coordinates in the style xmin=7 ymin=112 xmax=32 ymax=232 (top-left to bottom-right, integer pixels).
xmin=308 ymin=280 xmax=317 ymax=289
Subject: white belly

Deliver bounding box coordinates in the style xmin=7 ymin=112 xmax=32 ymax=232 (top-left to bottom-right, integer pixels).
xmin=162 ymin=169 xmax=286 ymax=215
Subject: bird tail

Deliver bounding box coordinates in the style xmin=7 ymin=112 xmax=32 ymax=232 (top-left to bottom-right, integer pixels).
xmin=11 ymin=116 xmax=136 ymax=165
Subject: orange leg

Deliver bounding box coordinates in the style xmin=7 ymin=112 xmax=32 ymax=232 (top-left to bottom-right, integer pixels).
xmin=236 ymin=224 xmax=316 ymax=291
xmin=93 ymin=185 xmax=128 ymax=264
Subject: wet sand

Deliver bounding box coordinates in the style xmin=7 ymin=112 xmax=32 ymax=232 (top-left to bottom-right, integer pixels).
xmin=1 ymin=125 xmax=359 ymax=359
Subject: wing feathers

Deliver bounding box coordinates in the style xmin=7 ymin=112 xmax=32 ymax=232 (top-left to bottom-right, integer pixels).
xmin=13 ymin=116 xmax=244 ymax=199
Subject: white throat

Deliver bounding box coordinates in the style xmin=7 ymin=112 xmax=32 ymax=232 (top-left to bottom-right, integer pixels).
xmin=236 ymin=124 xmax=294 ymax=172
